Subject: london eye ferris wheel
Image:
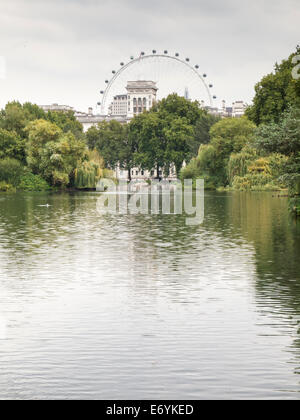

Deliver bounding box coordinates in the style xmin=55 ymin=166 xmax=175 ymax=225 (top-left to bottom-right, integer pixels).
xmin=98 ymin=50 xmax=217 ymax=115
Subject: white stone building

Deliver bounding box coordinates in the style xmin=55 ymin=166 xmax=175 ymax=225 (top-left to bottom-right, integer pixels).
xmin=232 ymin=101 xmax=247 ymax=117
xmin=40 ymin=103 xmax=75 ymax=112
xmin=126 ymin=80 xmax=158 ymax=118
xmin=109 ymin=94 xmax=128 ymax=117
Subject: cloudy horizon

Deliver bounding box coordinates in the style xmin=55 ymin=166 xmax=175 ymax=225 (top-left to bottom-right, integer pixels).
xmin=0 ymin=0 xmax=299 ymax=112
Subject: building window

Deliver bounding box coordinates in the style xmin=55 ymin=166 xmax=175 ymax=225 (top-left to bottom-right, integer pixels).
xmin=138 ymin=107 xmax=142 ymax=113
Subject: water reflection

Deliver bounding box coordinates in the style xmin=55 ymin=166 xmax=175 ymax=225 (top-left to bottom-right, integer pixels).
xmin=0 ymin=191 xmax=300 ymax=399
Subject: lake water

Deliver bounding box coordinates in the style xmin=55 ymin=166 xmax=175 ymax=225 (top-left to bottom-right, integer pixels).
xmin=0 ymin=191 xmax=300 ymax=400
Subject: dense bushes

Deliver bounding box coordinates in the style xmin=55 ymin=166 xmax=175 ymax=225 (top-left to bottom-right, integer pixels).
xmin=0 ymin=158 xmax=23 ymax=187
xmin=18 ymin=171 xmax=51 ymax=191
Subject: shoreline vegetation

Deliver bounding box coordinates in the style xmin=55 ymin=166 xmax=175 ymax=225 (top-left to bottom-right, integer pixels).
xmin=0 ymin=47 xmax=299 ymax=215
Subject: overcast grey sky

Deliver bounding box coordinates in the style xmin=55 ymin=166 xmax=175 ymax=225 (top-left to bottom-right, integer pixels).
xmin=0 ymin=0 xmax=299 ymax=112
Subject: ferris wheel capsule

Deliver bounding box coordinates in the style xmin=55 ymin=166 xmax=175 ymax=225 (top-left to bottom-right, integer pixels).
xmin=213 ymin=96 xmax=217 ymax=99
xmin=100 ymin=91 xmax=104 ymax=94
xmin=152 ymin=50 xmax=156 ymax=54
xmin=209 ymin=84 xmax=213 ymax=88
xmin=105 ymin=80 xmax=109 ymax=83
xmin=112 ymin=70 xmax=116 ymax=74
xmin=164 ymin=50 xmax=168 ymax=54
xmin=203 ymin=74 xmax=207 ymax=77
xmin=195 ymin=65 xmax=199 ymax=69
xmin=186 ymin=58 xmax=190 ymax=62
xmin=141 ymin=52 xmax=145 ymax=56
xmin=97 ymin=102 xmax=101 ymax=106
xmin=120 ymin=62 xmax=124 ymax=66
xmin=175 ymin=53 xmax=179 ymax=57
xmin=130 ymin=56 xmax=134 ymax=60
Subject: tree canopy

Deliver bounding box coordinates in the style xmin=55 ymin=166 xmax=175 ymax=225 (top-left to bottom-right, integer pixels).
xmin=246 ymin=46 xmax=300 ymax=125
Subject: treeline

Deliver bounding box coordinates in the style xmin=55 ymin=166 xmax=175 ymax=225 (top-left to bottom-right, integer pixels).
xmin=86 ymin=94 xmax=219 ymax=180
xmin=181 ymin=46 xmax=300 ymax=216
xmin=0 ymin=101 xmax=111 ymax=192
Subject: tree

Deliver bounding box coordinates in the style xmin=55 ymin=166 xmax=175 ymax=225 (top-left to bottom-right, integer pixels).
xmin=46 ymin=110 xmax=84 ymax=139
xmin=87 ymin=120 xmax=125 ymax=169
xmin=0 ymin=101 xmax=47 ymax=138
xmin=129 ymin=112 xmax=165 ymax=178
xmin=163 ymin=116 xmax=193 ymax=175
xmin=26 ymin=119 xmax=86 ymax=187
xmin=182 ymin=116 xmax=257 ymax=187
xmin=152 ymin=93 xmax=203 ymax=125
xmin=246 ymin=46 xmax=300 ymax=125
xmin=0 ymin=158 xmax=23 ymax=187
xmin=189 ymin=112 xmax=220 ymax=160
xmin=130 ymin=94 xmax=208 ymax=177
xmin=0 ymin=128 xmax=25 ymax=162
xmin=255 ymin=107 xmax=300 ymax=156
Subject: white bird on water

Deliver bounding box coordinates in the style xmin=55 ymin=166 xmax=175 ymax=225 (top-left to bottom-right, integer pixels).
xmin=38 ymin=204 xmax=51 ymax=207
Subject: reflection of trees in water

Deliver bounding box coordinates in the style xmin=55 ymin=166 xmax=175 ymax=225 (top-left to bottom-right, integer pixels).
xmin=0 ymin=192 xmax=101 ymax=294
xmin=219 ymin=192 xmax=300 ymax=360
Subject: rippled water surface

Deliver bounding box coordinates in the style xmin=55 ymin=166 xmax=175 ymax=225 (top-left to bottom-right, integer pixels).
xmin=0 ymin=191 xmax=300 ymax=399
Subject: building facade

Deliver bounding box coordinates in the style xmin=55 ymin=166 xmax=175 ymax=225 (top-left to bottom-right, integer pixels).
xmin=126 ymin=81 xmax=158 ymax=119
xmin=108 ymin=94 xmax=128 ymax=117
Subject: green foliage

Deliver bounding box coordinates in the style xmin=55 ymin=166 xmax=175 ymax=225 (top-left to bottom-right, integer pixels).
xmin=255 ymin=107 xmax=300 ymax=155
xmin=26 ymin=120 xmax=86 ymax=187
xmin=189 ymin=113 xmax=220 ymax=159
xmin=46 ymin=110 xmax=84 ymax=139
xmin=129 ymin=112 xmax=163 ymax=176
xmin=210 ymin=117 xmax=256 ymax=154
xmin=0 ymin=101 xmax=47 ymax=138
xmin=18 ymin=171 xmax=51 ymax=191
xmin=181 ymin=144 xmax=221 ymax=189
xmin=0 ymin=128 xmax=25 ymax=162
xmin=246 ymin=46 xmax=300 ymax=125
xmin=0 ymin=158 xmax=23 ymax=186
xmin=228 ymin=146 xmax=257 ymax=185
xmin=74 ymin=151 xmax=104 ymax=189
xmin=87 ymin=120 xmax=128 ymax=169
xmin=74 ymin=161 xmax=102 ymax=189
xmin=129 ymin=94 xmax=210 ymax=177
xmin=207 ymin=117 xmax=257 ymax=186
xmin=0 ymin=182 xmax=16 ymax=193
xmin=232 ymin=173 xmax=276 ymax=191
xmin=228 ymin=149 xmax=288 ymax=191
xmin=152 ymin=93 xmax=204 ymax=125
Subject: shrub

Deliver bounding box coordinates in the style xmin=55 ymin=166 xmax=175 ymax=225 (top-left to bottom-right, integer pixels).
xmin=18 ymin=171 xmax=51 ymax=191
xmin=0 ymin=158 xmax=23 ymax=186
xmin=0 ymin=181 xmax=16 ymax=193
xmin=232 ymin=173 xmax=276 ymax=191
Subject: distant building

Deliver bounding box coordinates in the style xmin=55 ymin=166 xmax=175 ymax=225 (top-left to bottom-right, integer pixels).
xmin=232 ymin=101 xmax=247 ymax=118
xmin=126 ymin=80 xmax=158 ymax=119
xmin=40 ymin=104 xmax=75 ymax=113
xmin=108 ymin=94 xmax=128 ymax=117
xmin=202 ymin=100 xmax=247 ymax=118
